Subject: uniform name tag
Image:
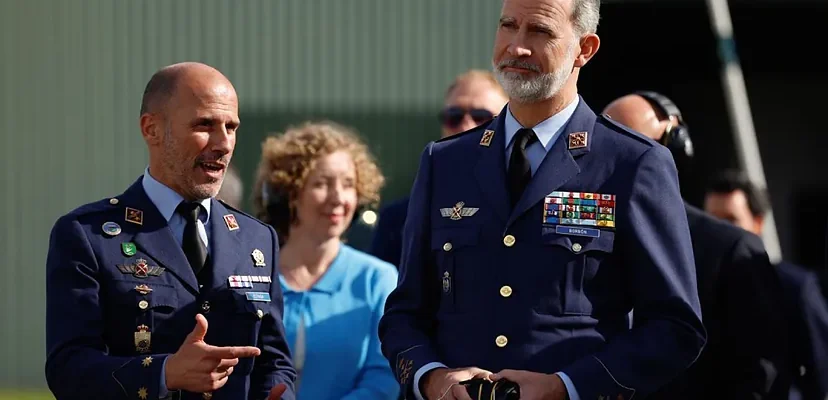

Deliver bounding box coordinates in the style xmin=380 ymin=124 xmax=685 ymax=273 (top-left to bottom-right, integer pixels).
xmin=245 ymin=292 xmax=271 ymax=302
xmin=556 ymin=225 xmax=600 ymax=238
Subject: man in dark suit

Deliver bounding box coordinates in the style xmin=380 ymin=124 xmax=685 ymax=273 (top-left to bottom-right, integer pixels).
xmin=369 ymin=69 xmax=508 ymax=267
xmin=604 ymin=93 xmax=793 ymax=399
xmin=45 ymin=62 xmax=295 ymax=400
xmin=705 ymin=170 xmax=828 ymax=400
xmin=379 ymin=1 xmax=706 ymax=399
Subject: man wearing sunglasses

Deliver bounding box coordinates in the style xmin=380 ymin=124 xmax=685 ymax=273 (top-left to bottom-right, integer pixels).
xmin=369 ymin=70 xmax=507 ymax=267
xmin=379 ymin=0 xmax=705 ymax=399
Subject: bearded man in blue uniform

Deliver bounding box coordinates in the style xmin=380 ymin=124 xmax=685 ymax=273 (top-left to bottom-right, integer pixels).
xmin=377 ymin=0 xmax=707 ymax=399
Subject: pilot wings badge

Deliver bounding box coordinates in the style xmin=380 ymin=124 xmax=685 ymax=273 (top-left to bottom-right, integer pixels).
xmin=440 ymin=201 xmax=479 ymax=221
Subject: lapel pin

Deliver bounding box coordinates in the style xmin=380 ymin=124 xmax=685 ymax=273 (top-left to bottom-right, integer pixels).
xmin=439 ymin=201 xmax=479 ymax=221
xmin=251 ymin=249 xmax=266 ymax=267
xmin=479 ymin=130 xmax=495 ymax=147
xmin=224 ymin=214 xmax=239 ymax=231
xmin=568 ymin=131 xmax=588 ymax=150
xmin=102 ymin=222 xmax=121 ymax=236
xmin=121 ymin=242 xmax=137 ymax=256
xmin=125 ymin=207 xmax=144 ymax=225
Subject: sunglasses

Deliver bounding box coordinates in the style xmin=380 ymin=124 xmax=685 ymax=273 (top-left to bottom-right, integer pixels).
xmin=439 ymin=106 xmax=495 ymax=128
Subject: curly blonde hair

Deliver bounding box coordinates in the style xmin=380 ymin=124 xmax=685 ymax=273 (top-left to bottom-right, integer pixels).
xmin=252 ymin=121 xmax=385 ymax=241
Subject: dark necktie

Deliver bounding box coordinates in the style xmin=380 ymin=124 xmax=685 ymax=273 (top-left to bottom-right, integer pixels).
xmin=508 ymin=128 xmax=538 ymax=207
xmin=176 ymin=201 xmax=207 ymax=275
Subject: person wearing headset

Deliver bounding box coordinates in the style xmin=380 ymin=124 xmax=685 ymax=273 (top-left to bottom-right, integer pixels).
xmin=604 ymin=92 xmax=794 ymax=400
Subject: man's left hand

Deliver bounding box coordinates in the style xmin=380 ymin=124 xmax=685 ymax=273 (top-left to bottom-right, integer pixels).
xmin=267 ymin=383 xmax=287 ymax=400
xmin=489 ymin=370 xmax=567 ymax=400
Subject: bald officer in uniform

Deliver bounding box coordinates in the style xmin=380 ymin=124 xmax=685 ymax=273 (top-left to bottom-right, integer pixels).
xmin=45 ymin=62 xmax=295 ymax=400
xmin=378 ymin=0 xmax=706 ymax=399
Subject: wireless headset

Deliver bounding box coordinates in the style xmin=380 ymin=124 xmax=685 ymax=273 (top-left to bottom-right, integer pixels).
xmin=635 ymin=90 xmax=694 ymax=159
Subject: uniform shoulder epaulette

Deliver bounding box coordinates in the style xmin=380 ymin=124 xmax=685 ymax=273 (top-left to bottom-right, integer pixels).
xmin=599 ymin=113 xmax=656 ymax=147
xmin=435 ymin=125 xmax=484 ymax=143
xmin=67 ymin=196 xmax=123 ymax=218
xmin=435 ymin=114 xmax=500 ymax=143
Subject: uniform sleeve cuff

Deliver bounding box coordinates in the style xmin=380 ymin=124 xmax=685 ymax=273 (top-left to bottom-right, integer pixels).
xmin=414 ymin=362 xmax=447 ymax=400
xmin=112 ymin=354 xmax=171 ymax=400
xmin=556 ymin=372 xmax=580 ymax=400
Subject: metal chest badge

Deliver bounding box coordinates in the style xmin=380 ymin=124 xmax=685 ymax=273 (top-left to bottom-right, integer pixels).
xmin=134 ymin=284 xmax=152 ymax=295
xmin=440 ymin=201 xmax=479 ymax=221
xmin=442 ymin=271 xmax=451 ymax=293
xmin=118 ymin=258 xmax=165 ymax=278
xmin=135 ymin=325 xmax=151 ymax=353
xmin=251 ymin=249 xmax=266 ymax=267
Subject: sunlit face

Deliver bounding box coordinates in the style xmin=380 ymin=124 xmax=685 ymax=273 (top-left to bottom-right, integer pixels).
xmin=704 ymin=190 xmax=763 ymax=235
xmin=148 ymin=79 xmax=239 ymax=201
xmin=291 ymin=151 xmax=358 ymax=243
xmin=492 ymin=0 xmax=580 ymax=103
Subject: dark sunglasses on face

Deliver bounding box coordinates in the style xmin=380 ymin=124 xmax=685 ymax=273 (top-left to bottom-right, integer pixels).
xmin=439 ymin=106 xmax=495 ymax=128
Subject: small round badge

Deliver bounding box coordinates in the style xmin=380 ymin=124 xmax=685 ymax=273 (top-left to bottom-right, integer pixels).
xmin=102 ymin=221 xmax=122 ymax=236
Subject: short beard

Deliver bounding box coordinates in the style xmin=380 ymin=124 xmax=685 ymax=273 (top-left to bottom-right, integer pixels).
xmin=493 ymin=43 xmax=577 ymax=104
xmin=159 ymin=123 xmax=225 ymax=201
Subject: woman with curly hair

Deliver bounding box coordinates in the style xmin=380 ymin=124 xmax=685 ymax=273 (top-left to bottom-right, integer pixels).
xmin=253 ymin=121 xmax=399 ymax=400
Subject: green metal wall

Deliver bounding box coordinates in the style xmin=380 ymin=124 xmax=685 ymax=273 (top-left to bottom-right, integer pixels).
xmin=0 ymin=0 xmax=500 ymax=389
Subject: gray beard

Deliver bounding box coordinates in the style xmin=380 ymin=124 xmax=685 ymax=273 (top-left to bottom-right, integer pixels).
xmin=494 ymin=62 xmax=572 ymax=104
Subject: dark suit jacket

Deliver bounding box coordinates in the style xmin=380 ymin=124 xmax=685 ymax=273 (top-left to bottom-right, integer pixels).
xmin=650 ymin=204 xmax=792 ymax=400
xmin=369 ymin=197 xmax=410 ymax=268
xmin=776 ymin=261 xmax=828 ymax=400
xmin=45 ymin=177 xmax=296 ymax=400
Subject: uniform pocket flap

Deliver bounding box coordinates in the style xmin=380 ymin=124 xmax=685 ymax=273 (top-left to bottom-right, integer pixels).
xmin=542 ymin=228 xmax=615 ymax=254
xmin=431 ymin=226 xmax=481 ymax=251
xmin=112 ymin=279 xmax=178 ymax=309
xmin=230 ymin=290 xmax=266 ymax=315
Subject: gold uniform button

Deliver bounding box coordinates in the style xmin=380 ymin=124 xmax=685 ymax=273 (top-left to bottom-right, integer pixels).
xmin=138 ymin=300 xmax=149 ymax=310
xmin=503 ymin=235 xmax=516 ymax=247
xmin=201 ymin=301 xmax=211 ymax=313
xmin=109 ymin=198 xmax=119 ymax=205
xmin=572 ymin=243 xmax=582 ymax=253
xmin=256 ymin=309 xmax=264 ymax=319
xmin=443 ymin=242 xmax=453 ymax=251
xmin=499 ymin=286 xmax=513 ymax=297
xmin=495 ymin=335 xmax=508 ymax=347
xmin=202 ymin=393 xmax=213 ymax=399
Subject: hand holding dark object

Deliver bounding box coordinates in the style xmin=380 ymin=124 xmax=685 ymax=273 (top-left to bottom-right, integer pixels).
xmin=459 ymin=377 xmax=520 ymax=400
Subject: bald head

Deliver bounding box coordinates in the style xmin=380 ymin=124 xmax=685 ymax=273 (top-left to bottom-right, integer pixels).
xmin=603 ymin=94 xmax=672 ymax=141
xmin=139 ymin=62 xmax=239 ymax=202
xmin=140 ymin=62 xmax=235 ymax=117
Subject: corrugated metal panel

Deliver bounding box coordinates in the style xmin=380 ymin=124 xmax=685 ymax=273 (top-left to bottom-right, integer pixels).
xmin=1 ymin=0 xmax=499 ymax=388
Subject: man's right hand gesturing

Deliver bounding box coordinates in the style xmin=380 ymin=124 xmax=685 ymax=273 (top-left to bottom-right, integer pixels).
xmin=422 ymin=367 xmax=492 ymax=400
xmin=164 ymin=314 xmax=261 ymax=393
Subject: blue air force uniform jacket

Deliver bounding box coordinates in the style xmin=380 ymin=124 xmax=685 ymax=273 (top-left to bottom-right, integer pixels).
xmin=45 ymin=177 xmax=296 ymax=400
xmin=378 ymin=99 xmax=707 ymax=400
